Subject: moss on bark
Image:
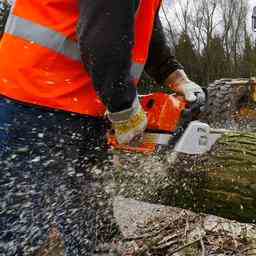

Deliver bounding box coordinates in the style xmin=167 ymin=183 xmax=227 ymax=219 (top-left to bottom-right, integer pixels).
xmin=113 ymin=132 xmax=256 ymax=223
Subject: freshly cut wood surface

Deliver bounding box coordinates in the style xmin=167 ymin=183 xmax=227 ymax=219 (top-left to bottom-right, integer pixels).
xmin=114 ymin=197 xmax=256 ymax=256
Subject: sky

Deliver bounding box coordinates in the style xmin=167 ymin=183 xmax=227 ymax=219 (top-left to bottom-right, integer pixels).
xmin=249 ymin=0 xmax=256 ymax=35
xmin=247 ymin=0 xmax=255 ymax=32
xmin=161 ymin=0 xmax=256 ymax=36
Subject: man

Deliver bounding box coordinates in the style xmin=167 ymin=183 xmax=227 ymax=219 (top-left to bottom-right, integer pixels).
xmin=0 ymin=0 xmax=205 ymax=255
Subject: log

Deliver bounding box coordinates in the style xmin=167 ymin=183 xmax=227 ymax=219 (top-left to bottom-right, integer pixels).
xmin=113 ymin=197 xmax=256 ymax=256
xmin=113 ymin=131 xmax=256 ymax=223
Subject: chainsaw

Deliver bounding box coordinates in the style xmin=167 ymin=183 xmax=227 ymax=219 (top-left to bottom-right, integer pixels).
xmin=108 ymin=92 xmax=224 ymax=155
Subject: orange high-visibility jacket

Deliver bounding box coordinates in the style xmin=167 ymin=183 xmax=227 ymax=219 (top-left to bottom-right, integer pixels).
xmin=0 ymin=0 xmax=161 ymax=117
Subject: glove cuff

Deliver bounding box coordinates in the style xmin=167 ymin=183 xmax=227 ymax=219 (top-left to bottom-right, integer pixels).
xmin=107 ymin=95 xmax=141 ymax=122
xmin=166 ymin=69 xmax=190 ymax=91
xmin=108 ymin=96 xmax=147 ymax=144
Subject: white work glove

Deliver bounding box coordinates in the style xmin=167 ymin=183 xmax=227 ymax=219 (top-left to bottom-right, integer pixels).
xmin=107 ymin=96 xmax=147 ymax=144
xmin=167 ymin=69 xmax=206 ymax=104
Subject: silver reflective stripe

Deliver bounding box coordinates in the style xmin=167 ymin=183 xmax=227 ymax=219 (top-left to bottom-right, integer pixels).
xmin=5 ymin=14 xmax=144 ymax=80
xmin=130 ymin=62 xmax=144 ymax=81
xmin=5 ymin=14 xmax=81 ymax=61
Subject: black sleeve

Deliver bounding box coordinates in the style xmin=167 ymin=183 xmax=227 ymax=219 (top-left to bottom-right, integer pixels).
xmin=145 ymin=14 xmax=183 ymax=84
xmin=77 ymin=0 xmax=137 ymax=112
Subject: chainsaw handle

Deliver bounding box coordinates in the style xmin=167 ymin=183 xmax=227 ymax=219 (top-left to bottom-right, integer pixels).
xmin=188 ymin=101 xmax=205 ymax=114
xmin=186 ymin=86 xmax=207 ymax=113
xmin=180 ymin=97 xmax=206 ymax=128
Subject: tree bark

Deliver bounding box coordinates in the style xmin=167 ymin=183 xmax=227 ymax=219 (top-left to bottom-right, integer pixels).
xmin=113 ymin=131 xmax=256 ymax=223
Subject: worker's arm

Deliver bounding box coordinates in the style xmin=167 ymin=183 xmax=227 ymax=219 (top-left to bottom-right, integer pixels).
xmin=78 ymin=0 xmax=147 ymax=144
xmin=78 ymin=0 xmax=137 ymax=113
xmin=145 ymin=14 xmax=205 ymax=104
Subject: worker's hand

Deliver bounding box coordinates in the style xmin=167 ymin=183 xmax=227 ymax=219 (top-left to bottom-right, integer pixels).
xmin=166 ymin=69 xmax=206 ymax=104
xmin=179 ymin=81 xmax=206 ymax=104
xmin=107 ymin=96 xmax=147 ymax=144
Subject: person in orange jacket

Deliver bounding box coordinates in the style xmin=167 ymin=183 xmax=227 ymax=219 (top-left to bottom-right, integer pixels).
xmin=0 ymin=0 xmax=205 ymax=255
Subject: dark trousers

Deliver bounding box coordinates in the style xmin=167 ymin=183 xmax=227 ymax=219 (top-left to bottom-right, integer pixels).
xmin=0 ymin=98 xmax=115 ymax=256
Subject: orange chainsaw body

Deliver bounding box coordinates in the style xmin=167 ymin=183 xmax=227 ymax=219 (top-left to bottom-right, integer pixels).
xmin=140 ymin=92 xmax=187 ymax=132
xmin=108 ymin=92 xmax=188 ymax=154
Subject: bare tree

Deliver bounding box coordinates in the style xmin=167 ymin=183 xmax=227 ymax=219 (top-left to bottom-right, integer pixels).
xmin=161 ymin=0 xmax=249 ymax=84
xmin=189 ymin=0 xmax=220 ymax=83
xmin=219 ymin=0 xmax=248 ymax=75
xmin=160 ymin=3 xmax=179 ymax=48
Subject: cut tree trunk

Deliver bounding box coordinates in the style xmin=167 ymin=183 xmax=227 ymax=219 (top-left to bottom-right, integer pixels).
xmin=113 ymin=131 xmax=256 ymax=223
xmin=114 ymin=197 xmax=256 ymax=256
xmin=203 ymin=78 xmax=256 ymax=130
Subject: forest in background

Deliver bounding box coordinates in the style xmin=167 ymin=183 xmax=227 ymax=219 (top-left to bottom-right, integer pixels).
xmin=161 ymin=0 xmax=256 ymax=87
